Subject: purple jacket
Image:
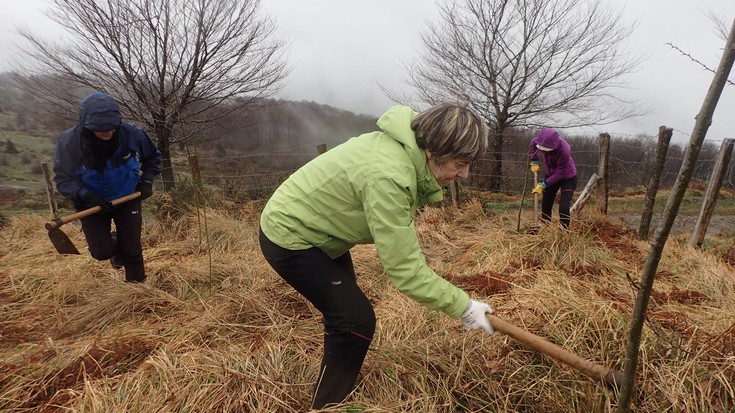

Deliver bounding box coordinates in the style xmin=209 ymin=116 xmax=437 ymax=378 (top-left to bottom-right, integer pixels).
xmin=529 ymin=128 xmax=577 ymax=187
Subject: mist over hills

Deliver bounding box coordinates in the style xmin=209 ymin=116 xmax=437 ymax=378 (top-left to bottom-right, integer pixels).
xmin=0 ymin=72 xmax=379 ymax=154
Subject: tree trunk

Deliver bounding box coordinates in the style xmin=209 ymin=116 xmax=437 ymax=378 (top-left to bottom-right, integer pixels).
xmin=617 ymin=17 xmax=735 ymax=413
xmin=159 ymin=142 xmax=175 ymax=191
xmin=154 ymin=120 xmax=176 ymax=191
xmin=490 ymin=126 xmax=505 ymax=192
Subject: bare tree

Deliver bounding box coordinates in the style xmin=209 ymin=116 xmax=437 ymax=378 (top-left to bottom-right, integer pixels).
xmin=399 ymin=0 xmax=641 ymax=191
xmin=15 ymin=0 xmax=289 ymax=190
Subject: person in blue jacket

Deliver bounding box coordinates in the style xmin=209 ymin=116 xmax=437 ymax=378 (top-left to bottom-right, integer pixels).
xmin=54 ymin=92 xmax=161 ymax=282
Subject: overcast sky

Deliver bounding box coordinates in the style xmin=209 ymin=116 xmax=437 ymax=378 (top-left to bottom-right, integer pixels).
xmin=1 ymin=0 xmax=733 ymax=144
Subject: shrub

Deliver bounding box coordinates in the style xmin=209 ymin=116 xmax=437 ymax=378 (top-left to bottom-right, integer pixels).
xmin=4 ymin=139 xmax=19 ymax=154
xmin=151 ymin=177 xmax=219 ymax=224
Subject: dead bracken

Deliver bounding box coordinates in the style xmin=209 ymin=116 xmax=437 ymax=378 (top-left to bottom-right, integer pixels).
xmin=1 ymin=203 xmax=733 ymax=412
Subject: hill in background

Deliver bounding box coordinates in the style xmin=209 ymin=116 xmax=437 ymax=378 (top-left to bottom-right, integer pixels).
xmin=0 ymin=72 xmax=378 ymax=208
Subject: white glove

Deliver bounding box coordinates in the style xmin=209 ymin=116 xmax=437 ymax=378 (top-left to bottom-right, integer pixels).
xmin=460 ymin=300 xmax=495 ymax=334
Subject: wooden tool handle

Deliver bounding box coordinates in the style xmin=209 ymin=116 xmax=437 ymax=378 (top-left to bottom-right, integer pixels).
xmin=532 ymin=170 xmax=539 ymax=226
xmin=41 ymin=163 xmax=59 ymax=220
xmin=488 ymin=314 xmax=622 ymax=388
xmin=45 ymin=192 xmax=142 ymax=230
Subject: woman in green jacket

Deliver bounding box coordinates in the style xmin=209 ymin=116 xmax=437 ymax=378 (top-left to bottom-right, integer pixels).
xmin=259 ymin=102 xmax=494 ymax=409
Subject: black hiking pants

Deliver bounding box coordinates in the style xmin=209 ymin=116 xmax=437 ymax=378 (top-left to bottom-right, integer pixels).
xmin=79 ymin=197 xmax=145 ymax=282
xmin=259 ymin=228 xmax=375 ymax=409
xmin=541 ymin=175 xmax=578 ymax=229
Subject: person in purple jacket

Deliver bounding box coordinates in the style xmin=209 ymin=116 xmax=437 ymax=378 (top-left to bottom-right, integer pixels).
xmin=529 ymin=128 xmax=577 ymax=229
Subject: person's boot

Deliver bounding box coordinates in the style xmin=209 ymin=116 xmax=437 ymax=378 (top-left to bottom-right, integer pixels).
xmin=124 ymin=260 xmax=146 ymax=283
xmin=109 ymin=231 xmax=124 ymax=270
xmin=311 ymin=331 xmax=371 ymax=409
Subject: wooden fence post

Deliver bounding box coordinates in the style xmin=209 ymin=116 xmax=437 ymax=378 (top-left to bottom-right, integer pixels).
xmin=597 ymin=133 xmax=610 ymax=214
xmin=689 ymin=138 xmax=735 ymax=248
xmin=637 ymin=126 xmax=673 ymax=241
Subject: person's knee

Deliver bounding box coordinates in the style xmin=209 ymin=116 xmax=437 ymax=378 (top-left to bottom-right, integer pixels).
xmin=88 ymin=244 xmax=116 ymax=260
xmin=116 ymin=237 xmax=143 ymax=261
xmin=354 ymin=302 xmax=376 ymax=337
xmin=328 ymin=298 xmax=376 ymax=338
xmin=118 ymin=247 xmax=143 ymax=261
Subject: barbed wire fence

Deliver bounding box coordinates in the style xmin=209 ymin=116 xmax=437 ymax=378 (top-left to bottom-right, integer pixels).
xmin=185 ymin=130 xmax=735 ymax=237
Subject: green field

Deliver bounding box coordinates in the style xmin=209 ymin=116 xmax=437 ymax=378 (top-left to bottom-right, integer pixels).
xmin=0 ymin=129 xmax=57 ymax=213
xmin=0 ymin=132 xmax=55 ymax=187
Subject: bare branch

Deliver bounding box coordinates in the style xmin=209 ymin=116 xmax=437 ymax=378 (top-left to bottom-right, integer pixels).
xmin=396 ymin=0 xmax=645 ymax=191
xmin=704 ymin=7 xmax=730 ymax=41
xmin=13 ymin=0 xmax=290 ymax=189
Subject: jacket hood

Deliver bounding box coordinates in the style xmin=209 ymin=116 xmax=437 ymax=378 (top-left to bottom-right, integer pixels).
xmin=377 ymin=105 xmax=420 ymax=152
xmin=377 ymin=105 xmax=443 ymax=204
xmin=79 ymin=93 xmax=122 ymax=132
xmin=535 ymin=128 xmax=561 ymax=150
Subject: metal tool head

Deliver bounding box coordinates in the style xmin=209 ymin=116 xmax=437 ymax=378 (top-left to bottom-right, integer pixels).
xmin=48 ymin=227 xmax=80 ymax=255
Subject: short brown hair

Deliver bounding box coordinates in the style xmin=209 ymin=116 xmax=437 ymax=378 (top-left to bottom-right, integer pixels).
xmin=412 ymin=102 xmax=488 ymax=165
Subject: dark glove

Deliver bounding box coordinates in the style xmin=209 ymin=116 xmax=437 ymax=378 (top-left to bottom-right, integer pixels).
xmin=83 ymin=191 xmax=113 ymax=213
xmin=136 ymin=179 xmax=154 ymax=200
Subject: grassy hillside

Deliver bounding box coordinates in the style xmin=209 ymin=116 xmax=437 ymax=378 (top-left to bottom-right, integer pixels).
xmin=1 ymin=201 xmax=733 ymax=412
xmin=0 ymin=132 xmax=55 ymax=192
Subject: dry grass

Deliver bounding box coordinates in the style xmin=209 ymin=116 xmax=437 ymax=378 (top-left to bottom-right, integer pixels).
xmin=1 ymin=203 xmax=733 ymax=412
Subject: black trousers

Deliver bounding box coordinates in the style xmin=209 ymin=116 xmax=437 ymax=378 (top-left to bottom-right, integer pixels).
xmin=259 ymin=228 xmax=375 ymax=409
xmin=79 ymin=198 xmax=145 ymax=282
xmin=541 ymin=176 xmax=578 ymax=229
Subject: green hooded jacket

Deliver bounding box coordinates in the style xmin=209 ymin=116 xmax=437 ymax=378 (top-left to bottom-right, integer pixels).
xmin=260 ymin=105 xmax=470 ymax=318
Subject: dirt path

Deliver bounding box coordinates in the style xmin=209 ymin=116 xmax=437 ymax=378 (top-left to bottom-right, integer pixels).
xmin=610 ymin=214 xmax=735 ymax=236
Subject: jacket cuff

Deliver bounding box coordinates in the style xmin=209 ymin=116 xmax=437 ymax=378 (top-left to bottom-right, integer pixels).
xmin=76 ymin=187 xmax=90 ymax=203
xmin=448 ymin=293 xmax=471 ymax=319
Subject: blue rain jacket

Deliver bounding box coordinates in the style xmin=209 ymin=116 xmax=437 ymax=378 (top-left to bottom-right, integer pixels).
xmin=54 ymin=93 xmax=161 ymax=207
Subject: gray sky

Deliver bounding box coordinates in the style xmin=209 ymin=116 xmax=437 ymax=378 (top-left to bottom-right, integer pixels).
xmin=1 ymin=0 xmax=733 ymax=144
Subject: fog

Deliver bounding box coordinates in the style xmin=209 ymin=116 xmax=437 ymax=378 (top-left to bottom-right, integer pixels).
xmin=1 ymin=0 xmax=733 ymax=144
